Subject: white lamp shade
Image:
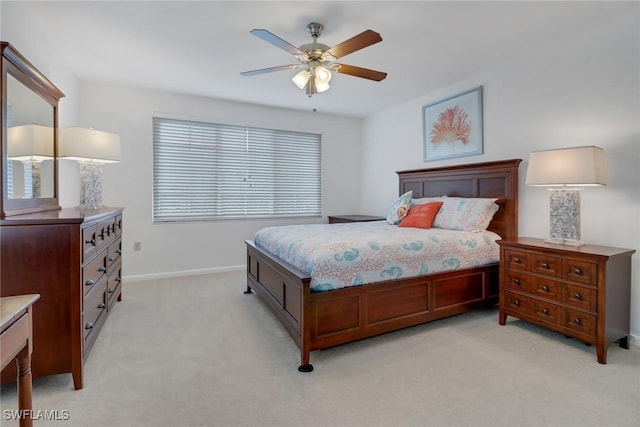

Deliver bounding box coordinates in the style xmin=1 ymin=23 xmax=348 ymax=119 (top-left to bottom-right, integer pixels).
xmin=526 ymin=145 xmax=606 ymax=187
xmin=292 ymin=70 xmax=311 ymax=89
xmin=7 ymin=124 xmax=54 ymax=161
xmin=59 ymin=127 xmax=121 ymax=164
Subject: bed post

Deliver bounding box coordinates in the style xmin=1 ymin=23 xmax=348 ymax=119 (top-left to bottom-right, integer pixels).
xmin=298 ymin=278 xmax=314 ymax=373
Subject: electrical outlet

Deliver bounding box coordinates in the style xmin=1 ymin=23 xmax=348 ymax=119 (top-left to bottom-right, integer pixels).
xmin=133 ymin=241 xmax=142 ymax=251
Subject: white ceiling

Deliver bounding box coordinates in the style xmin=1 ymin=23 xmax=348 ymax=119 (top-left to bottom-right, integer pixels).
xmin=2 ymin=1 xmax=634 ymax=117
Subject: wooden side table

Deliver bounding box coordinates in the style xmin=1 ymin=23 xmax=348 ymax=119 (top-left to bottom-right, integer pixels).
xmin=328 ymin=214 xmax=386 ymax=224
xmin=1 ymin=294 xmax=40 ymax=427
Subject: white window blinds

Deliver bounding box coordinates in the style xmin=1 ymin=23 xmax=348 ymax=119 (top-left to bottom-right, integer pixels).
xmin=153 ymin=117 xmax=322 ymax=222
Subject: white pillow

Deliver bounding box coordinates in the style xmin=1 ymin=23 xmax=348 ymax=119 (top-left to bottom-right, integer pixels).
xmin=386 ymin=191 xmax=413 ymax=225
xmin=432 ymin=197 xmax=499 ymax=232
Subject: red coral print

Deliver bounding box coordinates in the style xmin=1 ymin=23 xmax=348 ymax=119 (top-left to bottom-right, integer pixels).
xmin=430 ymin=105 xmax=472 ymax=146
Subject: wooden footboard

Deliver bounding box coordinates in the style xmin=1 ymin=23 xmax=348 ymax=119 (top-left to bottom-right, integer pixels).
xmin=246 ymin=240 xmax=498 ymax=371
xmin=246 ymin=159 xmax=521 ymax=372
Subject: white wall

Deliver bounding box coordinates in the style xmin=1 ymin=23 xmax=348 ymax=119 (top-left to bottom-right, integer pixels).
xmin=360 ymin=14 xmax=640 ymax=340
xmin=77 ymin=82 xmax=363 ymax=279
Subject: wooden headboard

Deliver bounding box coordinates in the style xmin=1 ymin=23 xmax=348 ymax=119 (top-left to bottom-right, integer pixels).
xmin=396 ymin=159 xmax=522 ymax=239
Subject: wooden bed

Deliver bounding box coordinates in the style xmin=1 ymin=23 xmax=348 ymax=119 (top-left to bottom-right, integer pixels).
xmin=245 ymin=159 xmax=521 ymax=372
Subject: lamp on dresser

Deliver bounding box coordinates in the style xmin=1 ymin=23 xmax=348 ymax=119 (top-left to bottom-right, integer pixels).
xmin=525 ymin=145 xmax=606 ymax=246
xmin=59 ymin=127 xmax=121 ymax=210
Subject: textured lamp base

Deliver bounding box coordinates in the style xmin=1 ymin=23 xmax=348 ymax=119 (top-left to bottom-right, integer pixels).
xmin=79 ymin=161 xmax=104 ymax=210
xmin=548 ymin=188 xmax=584 ymax=246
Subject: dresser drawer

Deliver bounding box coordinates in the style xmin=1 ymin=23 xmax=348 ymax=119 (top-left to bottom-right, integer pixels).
xmin=531 ymin=277 xmax=561 ymax=301
xmin=107 ymin=237 xmax=122 ymax=267
xmin=532 ymin=254 xmax=561 ymax=277
xmin=503 ymin=270 xmax=530 ymax=292
xmin=82 ymin=224 xmax=98 ymax=263
xmin=503 ymin=291 xmax=530 ymax=316
xmin=532 ymin=300 xmax=560 ymax=324
xmin=83 ymin=282 xmax=106 ymax=340
xmin=563 ymin=259 xmax=597 ymax=285
xmin=83 ymin=252 xmax=107 ymax=295
xmin=564 ymin=308 xmax=596 ymax=336
xmin=107 ymin=260 xmax=122 ymax=308
xmin=503 ymin=249 xmax=530 ymax=271
xmin=564 ymin=284 xmax=596 ymax=312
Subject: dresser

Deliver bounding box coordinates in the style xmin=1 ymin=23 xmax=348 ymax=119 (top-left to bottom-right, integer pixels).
xmin=0 ymin=207 xmax=123 ymax=389
xmin=497 ymin=237 xmax=635 ymax=364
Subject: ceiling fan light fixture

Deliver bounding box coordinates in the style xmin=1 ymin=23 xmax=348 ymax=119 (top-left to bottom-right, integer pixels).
xmin=315 ymin=80 xmax=330 ymax=93
xmin=314 ymin=65 xmax=332 ymax=84
xmin=292 ymin=69 xmax=311 ymax=89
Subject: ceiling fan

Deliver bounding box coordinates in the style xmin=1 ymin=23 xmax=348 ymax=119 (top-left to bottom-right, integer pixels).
xmin=241 ymin=23 xmax=387 ymax=96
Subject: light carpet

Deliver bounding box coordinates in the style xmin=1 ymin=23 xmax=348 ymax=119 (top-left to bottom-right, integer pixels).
xmin=1 ymin=271 xmax=639 ymax=427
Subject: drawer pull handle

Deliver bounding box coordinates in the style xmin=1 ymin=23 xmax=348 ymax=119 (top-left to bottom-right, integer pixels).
xmin=541 ymin=263 xmax=549 ymax=269
xmin=115 ymin=276 xmax=121 ymax=282
xmin=574 ymin=293 xmax=582 ymax=300
xmin=85 ymin=279 xmax=94 ymax=286
xmin=514 ymin=257 xmax=521 ymax=263
xmin=574 ymin=268 xmax=582 ymax=275
xmin=108 ymin=256 xmax=115 ymax=262
xmin=85 ymin=322 xmax=94 ymax=330
xmin=98 ymin=303 xmax=106 ymax=309
xmin=574 ymin=318 xmax=582 ymax=325
xmin=86 ymin=239 xmax=96 ymax=246
xmin=542 ymin=308 xmax=549 ymax=315
xmin=514 ymin=300 xmax=520 ymax=306
xmin=542 ymin=285 xmax=549 ymax=292
xmin=98 ymin=266 xmax=107 ymax=273
xmin=513 ymin=279 xmax=520 ymax=285
xmin=108 ymin=287 xmax=115 ymax=294
xmin=116 ymin=249 xmax=122 ymax=254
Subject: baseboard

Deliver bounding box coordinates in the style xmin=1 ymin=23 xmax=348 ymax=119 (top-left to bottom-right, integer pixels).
xmin=123 ymin=264 xmax=245 ymax=282
xmin=630 ymin=333 xmax=640 ymax=347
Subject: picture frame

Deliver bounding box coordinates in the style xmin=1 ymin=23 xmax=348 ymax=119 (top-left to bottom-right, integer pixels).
xmin=422 ymin=86 xmax=483 ymax=162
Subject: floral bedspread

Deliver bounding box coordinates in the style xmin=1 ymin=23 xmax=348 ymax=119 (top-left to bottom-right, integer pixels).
xmin=254 ymin=221 xmax=500 ymax=292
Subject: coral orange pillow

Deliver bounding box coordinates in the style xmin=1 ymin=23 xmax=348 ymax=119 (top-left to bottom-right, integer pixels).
xmin=399 ymin=201 xmax=444 ymax=229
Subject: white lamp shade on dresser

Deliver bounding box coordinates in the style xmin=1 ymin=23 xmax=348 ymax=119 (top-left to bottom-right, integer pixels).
xmin=59 ymin=127 xmax=121 ymax=164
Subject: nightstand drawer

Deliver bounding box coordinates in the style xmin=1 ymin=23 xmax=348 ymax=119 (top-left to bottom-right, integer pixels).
xmin=531 ymin=277 xmax=561 ymax=301
xmin=564 ymin=308 xmax=596 ymax=336
xmin=504 ymin=271 xmax=530 ymax=292
xmin=503 ymin=249 xmax=530 ymax=271
xmin=503 ymin=291 xmax=530 ymax=316
xmin=563 ymin=259 xmax=597 ymax=285
xmin=533 ymin=300 xmax=560 ymax=324
xmin=564 ymin=284 xmax=596 ymax=312
xmin=532 ymin=254 xmax=561 ymax=277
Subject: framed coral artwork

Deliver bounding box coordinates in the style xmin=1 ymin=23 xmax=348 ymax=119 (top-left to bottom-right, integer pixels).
xmin=422 ymin=86 xmax=483 ymax=162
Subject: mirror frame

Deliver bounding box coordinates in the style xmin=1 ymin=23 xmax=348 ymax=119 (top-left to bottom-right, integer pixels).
xmin=1 ymin=41 xmax=65 ymax=217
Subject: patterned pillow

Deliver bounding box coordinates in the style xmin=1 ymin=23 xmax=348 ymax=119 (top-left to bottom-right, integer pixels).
xmin=386 ymin=191 xmax=413 ymax=225
xmin=432 ymin=197 xmax=499 ymax=232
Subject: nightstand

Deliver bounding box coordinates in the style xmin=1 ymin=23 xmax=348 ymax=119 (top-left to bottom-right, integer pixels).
xmin=327 ymin=215 xmax=385 ymax=224
xmin=497 ymin=237 xmax=635 ymax=364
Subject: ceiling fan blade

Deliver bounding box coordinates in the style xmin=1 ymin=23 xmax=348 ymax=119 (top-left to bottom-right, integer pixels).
xmin=326 ymin=30 xmax=382 ymax=59
xmin=241 ymin=64 xmax=300 ymax=77
xmin=250 ymin=29 xmax=303 ymax=55
xmin=333 ymin=64 xmax=387 ymax=81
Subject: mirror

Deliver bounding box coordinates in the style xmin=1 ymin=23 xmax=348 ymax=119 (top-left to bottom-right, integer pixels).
xmin=1 ymin=41 xmax=65 ymax=217
xmin=6 ymin=74 xmax=56 ymax=199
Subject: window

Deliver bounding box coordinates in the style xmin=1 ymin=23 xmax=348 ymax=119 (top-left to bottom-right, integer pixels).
xmin=153 ymin=117 xmax=322 ymax=222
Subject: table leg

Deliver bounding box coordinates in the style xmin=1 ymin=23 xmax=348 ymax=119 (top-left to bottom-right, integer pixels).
xmin=16 ymin=351 xmax=33 ymax=427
